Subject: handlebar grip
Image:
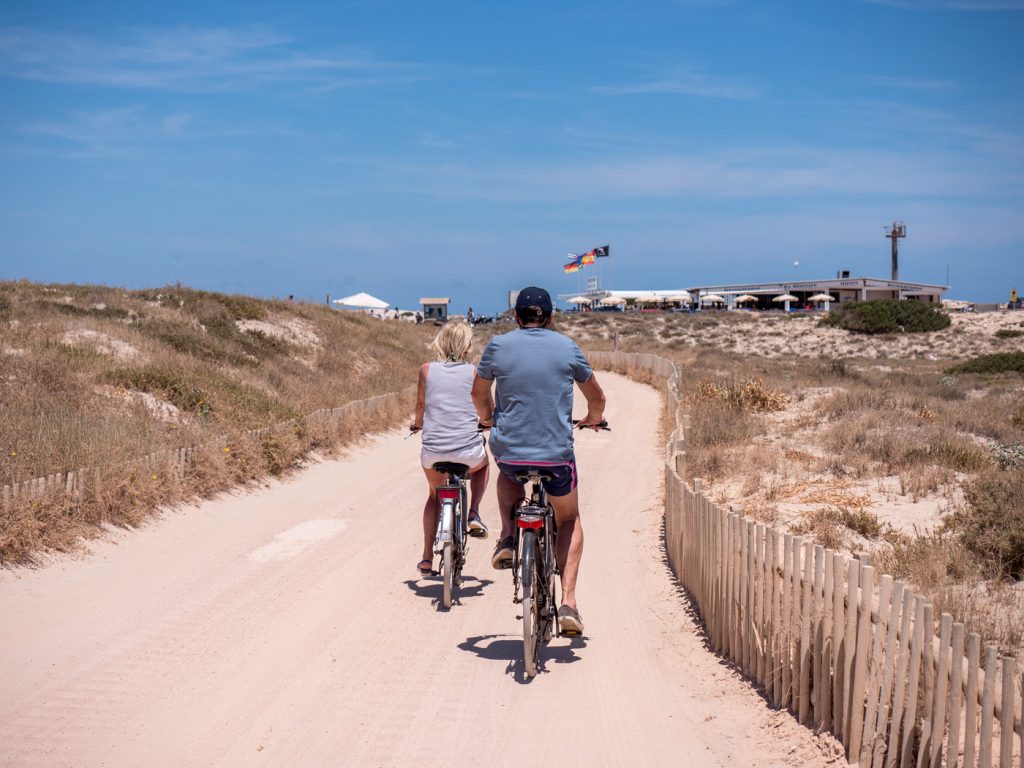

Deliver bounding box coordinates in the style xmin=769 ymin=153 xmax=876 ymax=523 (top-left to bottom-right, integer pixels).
xmin=572 ymin=419 xmax=610 ymax=431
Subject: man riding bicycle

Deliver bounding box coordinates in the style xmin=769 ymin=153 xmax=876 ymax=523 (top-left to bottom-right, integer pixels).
xmin=472 ymin=286 xmax=606 ymax=635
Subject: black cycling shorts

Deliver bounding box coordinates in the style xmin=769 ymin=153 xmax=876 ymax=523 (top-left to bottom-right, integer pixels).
xmin=496 ymin=457 xmax=578 ymax=497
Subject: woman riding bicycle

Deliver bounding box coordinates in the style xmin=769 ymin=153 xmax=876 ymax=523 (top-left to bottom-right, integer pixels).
xmin=412 ymin=319 xmax=491 ymax=575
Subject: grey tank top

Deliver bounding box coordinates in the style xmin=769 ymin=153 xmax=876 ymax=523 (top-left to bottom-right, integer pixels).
xmin=422 ymin=362 xmax=483 ymax=454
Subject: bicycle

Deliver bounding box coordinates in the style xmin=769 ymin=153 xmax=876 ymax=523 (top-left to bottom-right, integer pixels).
xmin=430 ymin=460 xmax=472 ymax=609
xmin=510 ymin=420 xmax=608 ymax=678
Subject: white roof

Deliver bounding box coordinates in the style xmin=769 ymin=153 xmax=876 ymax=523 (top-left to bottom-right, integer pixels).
xmin=333 ymin=292 xmax=390 ymax=309
xmin=419 ymin=297 xmax=450 ymax=305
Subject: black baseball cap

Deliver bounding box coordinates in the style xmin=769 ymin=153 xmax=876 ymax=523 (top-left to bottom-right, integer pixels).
xmin=515 ymin=286 xmax=553 ymax=319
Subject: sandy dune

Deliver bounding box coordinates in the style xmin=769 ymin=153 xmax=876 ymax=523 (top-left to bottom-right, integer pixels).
xmin=0 ymin=373 xmax=837 ymax=768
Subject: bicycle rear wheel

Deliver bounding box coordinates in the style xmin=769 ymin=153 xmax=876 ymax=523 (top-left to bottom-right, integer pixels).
xmin=440 ymin=500 xmax=455 ymax=609
xmin=520 ymin=530 xmax=541 ymax=678
xmin=442 ymin=541 xmax=453 ymax=608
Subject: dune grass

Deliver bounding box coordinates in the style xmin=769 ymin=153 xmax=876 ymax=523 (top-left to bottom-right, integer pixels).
xmin=0 ymin=280 xmax=433 ymax=563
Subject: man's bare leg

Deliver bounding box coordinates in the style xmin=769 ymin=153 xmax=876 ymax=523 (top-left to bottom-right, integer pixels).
xmin=549 ymin=488 xmax=583 ymax=611
xmin=496 ymin=472 xmax=525 ymax=541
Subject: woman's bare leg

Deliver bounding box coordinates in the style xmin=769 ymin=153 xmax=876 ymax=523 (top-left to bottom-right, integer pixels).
xmin=468 ymin=455 xmax=490 ymax=513
xmin=420 ymin=467 xmax=447 ymax=563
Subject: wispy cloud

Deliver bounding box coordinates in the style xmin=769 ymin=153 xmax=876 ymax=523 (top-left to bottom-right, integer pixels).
xmin=865 ymin=0 xmax=1024 ymax=10
xmin=867 ymin=75 xmax=957 ymax=90
xmin=348 ymin=144 xmax=1022 ymax=204
xmin=0 ymin=25 xmax=427 ymax=93
xmin=593 ymin=65 xmax=759 ymax=99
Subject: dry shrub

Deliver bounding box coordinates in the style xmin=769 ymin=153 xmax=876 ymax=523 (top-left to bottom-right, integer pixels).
xmin=687 ymin=398 xmax=761 ymax=450
xmin=899 ymin=465 xmax=954 ymax=501
xmin=874 ymin=530 xmax=1024 ymax=655
xmin=947 ymin=469 xmax=1024 ymax=580
xmin=687 ymin=377 xmax=788 ymax=413
xmin=743 ymin=498 xmax=780 ymax=525
xmin=792 ymin=508 xmax=847 ymax=550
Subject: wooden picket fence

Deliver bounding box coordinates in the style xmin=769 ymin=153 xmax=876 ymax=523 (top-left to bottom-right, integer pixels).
xmin=591 ymin=350 xmax=1022 ymax=768
xmin=1 ymin=386 xmax=415 ymax=512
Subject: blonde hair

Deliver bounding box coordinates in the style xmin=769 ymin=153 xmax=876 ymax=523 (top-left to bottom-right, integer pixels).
xmin=429 ymin=319 xmax=474 ymax=362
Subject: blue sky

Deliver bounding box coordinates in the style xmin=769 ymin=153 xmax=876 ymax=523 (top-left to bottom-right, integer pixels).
xmin=0 ymin=0 xmax=1021 ymax=312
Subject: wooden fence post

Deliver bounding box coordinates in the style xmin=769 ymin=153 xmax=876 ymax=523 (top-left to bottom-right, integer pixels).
xmin=900 ymin=597 xmax=927 ymax=768
xmin=979 ymin=646 xmax=997 ymax=768
xmin=848 ymin=564 xmax=874 ymax=762
xmin=861 ymin=574 xmax=893 ymax=767
xmin=930 ymin=613 xmax=952 ymax=768
xmin=998 ymin=656 xmax=1014 ymax=768
xmin=799 ymin=539 xmax=814 ymax=725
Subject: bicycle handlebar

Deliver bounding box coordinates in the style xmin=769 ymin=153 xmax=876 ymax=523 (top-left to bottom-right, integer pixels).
xmin=572 ymin=419 xmax=611 ymax=431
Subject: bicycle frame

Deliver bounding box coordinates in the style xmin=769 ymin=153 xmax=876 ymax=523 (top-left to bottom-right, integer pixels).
xmin=434 ymin=469 xmax=470 ymax=607
xmin=511 ymin=476 xmax=558 ymax=629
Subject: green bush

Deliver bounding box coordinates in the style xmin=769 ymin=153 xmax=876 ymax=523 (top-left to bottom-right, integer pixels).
xmin=820 ymin=300 xmax=951 ymax=334
xmin=995 ymin=329 xmax=1024 ymax=339
xmin=948 ymin=471 xmax=1024 ymax=580
xmin=947 ymin=352 xmax=1024 ymax=375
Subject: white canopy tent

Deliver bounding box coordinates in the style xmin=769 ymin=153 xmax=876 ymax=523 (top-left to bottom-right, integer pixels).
xmin=333 ymin=292 xmax=390 ymax=310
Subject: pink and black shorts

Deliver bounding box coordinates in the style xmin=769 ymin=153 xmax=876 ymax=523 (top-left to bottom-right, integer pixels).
xmin=496 ymin=456 xmax=577 ymax=497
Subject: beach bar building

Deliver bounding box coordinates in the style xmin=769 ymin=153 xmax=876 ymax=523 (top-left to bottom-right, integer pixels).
xmin=419 ymin=297 xmax=450 ymax=322
xmin=682 ymin=276 xmax=947 ymax=310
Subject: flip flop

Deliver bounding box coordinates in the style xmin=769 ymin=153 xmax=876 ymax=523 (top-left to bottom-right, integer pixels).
xmin=417 ymin=559 xmax=432 ymax=575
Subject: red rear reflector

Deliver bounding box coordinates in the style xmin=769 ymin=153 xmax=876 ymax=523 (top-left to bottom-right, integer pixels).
xmin=517 ymin=518 xmax=543 ymax=529
xmin=437 ymin=488 xmax=458 ymax=500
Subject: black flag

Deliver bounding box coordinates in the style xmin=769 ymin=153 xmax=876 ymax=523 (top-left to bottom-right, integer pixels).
xmin=594 ymin=245 xmax=610 ymax=258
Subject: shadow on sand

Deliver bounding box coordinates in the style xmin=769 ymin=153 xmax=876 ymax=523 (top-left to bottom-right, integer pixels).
xmin=457 ymin=633 xmax=587 ymax=684
xmin=403 ymin=575 xmax=493 ymax=611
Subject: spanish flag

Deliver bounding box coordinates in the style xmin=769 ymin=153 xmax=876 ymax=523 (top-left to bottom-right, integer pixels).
xmin=580 ymin=250 xmax=596 ymax=265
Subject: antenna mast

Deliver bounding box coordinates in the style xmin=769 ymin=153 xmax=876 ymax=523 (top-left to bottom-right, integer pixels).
xmin=884 ymin=220 xmax=906 ymax=281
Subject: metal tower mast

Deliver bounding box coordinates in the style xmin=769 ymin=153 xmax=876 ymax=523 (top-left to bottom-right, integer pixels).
xmin=884 ymin=221 xmax=909 ymax=280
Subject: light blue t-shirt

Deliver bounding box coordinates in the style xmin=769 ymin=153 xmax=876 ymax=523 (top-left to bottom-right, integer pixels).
xmin=476 ymin=327 xmax=593 ymax=463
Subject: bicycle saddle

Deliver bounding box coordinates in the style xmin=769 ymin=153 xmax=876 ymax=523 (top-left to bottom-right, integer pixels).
xmin=512 ymin=468 xmax=556 ymax=482
xmin=432 ymin=461 xmax=470 ymax=476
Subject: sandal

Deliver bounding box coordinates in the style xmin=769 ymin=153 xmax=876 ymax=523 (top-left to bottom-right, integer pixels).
xmin=417 ymin=559 xmax=432 ymax=575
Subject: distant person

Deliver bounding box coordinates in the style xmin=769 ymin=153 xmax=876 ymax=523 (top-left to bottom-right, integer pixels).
xmin=412 ymin=319 xmax=490 ymax=576
xmin=416 ymin=311 xmax=423 ymax=324
xmin=472 ymin=286 xmax=606 ymax=635
xmin=467 ymin=306 xmax=475 ymax=324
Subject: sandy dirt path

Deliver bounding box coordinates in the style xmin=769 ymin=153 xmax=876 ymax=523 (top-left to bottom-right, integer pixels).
xmin=0 ymin=373 xmax=837 ymax=768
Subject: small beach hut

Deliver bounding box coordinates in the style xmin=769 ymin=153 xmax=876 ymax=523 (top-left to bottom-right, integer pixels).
xmin=419 ymin=298 xmax=450 ymax=322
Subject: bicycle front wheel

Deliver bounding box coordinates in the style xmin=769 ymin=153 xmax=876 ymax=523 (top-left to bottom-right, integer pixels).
xmin=520 ymin=530 xmax=541 ymax=678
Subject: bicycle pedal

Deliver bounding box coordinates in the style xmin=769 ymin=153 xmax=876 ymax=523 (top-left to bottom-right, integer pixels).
xmin=561 ymin=629 xmax=581 ymax=637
